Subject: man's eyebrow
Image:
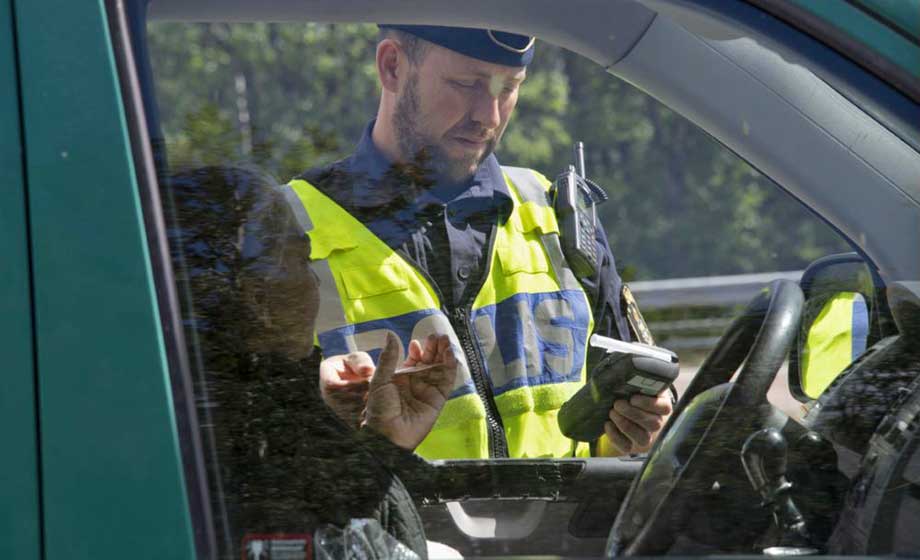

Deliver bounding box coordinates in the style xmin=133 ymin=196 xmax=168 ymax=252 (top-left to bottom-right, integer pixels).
xmin=461 ymin=70 xmax=526 ymax=83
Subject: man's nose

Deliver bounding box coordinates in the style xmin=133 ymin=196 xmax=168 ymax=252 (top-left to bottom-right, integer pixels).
xmin=471 ymin=91 xmax=501 ymax=130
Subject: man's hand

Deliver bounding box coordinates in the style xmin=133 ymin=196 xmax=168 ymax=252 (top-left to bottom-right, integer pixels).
xmin=364 ymin=332 xmax=457 ymax=450
xmin=602 ymin=393 xmax=673 ymax=454
xmin=318 ymin=351 xmax=375 ymax=429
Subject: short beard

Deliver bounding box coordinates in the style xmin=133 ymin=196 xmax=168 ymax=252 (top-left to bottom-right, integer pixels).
xmin=393 ymin=72 xmax=499 ymax=184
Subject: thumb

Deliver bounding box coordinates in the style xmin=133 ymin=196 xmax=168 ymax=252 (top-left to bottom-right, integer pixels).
xmin=370 ymin=332 xmax=400 ymax=389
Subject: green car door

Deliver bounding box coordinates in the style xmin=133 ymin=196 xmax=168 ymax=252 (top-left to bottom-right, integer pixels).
xmin=13 ymin=1 xmax=197 ymax=557
xmin=0 ymin=1 xmax=39 ymax=558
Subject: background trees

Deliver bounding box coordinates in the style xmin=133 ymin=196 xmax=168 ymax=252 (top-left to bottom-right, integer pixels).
xmin=147 ymin=22 xmax=850 ymax=281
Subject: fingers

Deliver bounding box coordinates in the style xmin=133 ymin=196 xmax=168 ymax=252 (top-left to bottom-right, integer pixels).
xmin=319 ymin=353 xmax=374 ymax=388
xmin=437 ymin=334 xmax=451 ymax=361
xmin=404 ymin=339 xmax=423 ymax=367
xmin=612 ymin=399 xmax=666 ymax=434
xmin=409 ymin=335 xmax=457 ymax=394
xmin=629 ymin=393 xmax=673 ymax=417
xmin=317 ymin=355 xmax=372 ymax=428
xmin=420 ymin=334 xmax=438 ymax=363
xmin=370 ymin=331 xmax=400 ymax=388
xmin=342 ymin=352 xmax=375 ymax=379
xmin=607 ymin=393 xmax=673 ymax=451
xmin=443 ymin=342 xmax=457 ymax=368
xmin=417 ymin=333 xmax=452 ymax=363
xmin=604 ymin=421 xmax=633 ymax=454
xmin=609 ymin=408 xmax=652 ymax=448
xmin=426 ymin=346 xmax=457 ymax=397
xmin=421 ymin=334 xmax=437 ymax=363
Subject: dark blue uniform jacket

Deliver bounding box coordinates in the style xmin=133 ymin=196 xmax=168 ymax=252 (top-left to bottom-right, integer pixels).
xmin=301 ymin=121 xmax=633 ymax=367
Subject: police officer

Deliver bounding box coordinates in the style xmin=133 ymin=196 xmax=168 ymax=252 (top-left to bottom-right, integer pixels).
xmin=285 ymin=25 xmax=672 ymax=459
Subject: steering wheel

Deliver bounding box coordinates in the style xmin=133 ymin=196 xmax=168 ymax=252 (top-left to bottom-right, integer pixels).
xmin=607 ymin=279 xmax=804 ymax=556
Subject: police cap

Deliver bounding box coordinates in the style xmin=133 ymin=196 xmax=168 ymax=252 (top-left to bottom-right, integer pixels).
xmin=378 ymin=24 xmax=535 ymax=67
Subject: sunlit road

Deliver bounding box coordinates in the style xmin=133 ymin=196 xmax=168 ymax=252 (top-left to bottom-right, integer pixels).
xmin=674 ymin=362 xmax=807 ymax=423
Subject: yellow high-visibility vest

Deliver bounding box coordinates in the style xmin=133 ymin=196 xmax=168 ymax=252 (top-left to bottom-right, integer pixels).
xmin=285 ymin=167 xmax=594 ymax=459
xmin=801 ymin=291 xmax=869 ymax=398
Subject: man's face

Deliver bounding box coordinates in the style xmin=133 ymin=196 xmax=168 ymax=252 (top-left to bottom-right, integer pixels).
xmin=242 ymin=202 xmax=320 ymax=362
xmin=393 ymin=43 xmax=526 ymax=183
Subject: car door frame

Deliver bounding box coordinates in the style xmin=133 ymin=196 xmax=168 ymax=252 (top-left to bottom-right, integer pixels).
xmin=14 ymin=0 xmax=203 ymax=558
xmin=1 ymin=0 xmax=40 ymax=557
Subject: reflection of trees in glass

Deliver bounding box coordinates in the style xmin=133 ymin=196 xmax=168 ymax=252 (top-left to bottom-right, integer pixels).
xmin=148 ymin=23 xmax=849 ymax=280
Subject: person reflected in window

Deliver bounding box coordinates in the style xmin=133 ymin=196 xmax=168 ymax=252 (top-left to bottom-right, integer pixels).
xmin=169 ymin=166 xmax=455 ymax=558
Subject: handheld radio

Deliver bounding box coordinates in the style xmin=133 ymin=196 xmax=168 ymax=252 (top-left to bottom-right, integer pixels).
xmin=553 ymin=142 xmax=608 ymax=279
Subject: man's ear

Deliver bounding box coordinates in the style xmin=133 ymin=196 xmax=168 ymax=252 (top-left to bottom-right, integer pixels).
xmin=376 ymin=38 xmax=403 ymax=94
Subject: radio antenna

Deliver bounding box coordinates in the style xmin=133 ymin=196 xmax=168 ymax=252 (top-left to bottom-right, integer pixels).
xmin=575 ymin=142 xmax=586 ymax=178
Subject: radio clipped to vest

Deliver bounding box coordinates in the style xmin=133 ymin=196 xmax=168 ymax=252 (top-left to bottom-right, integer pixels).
xmin=552 ymin=142 xmax=609 ymax=279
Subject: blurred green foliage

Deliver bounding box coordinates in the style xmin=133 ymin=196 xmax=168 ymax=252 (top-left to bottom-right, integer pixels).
xmin=147 ymin=22 xmax=850 ymax=281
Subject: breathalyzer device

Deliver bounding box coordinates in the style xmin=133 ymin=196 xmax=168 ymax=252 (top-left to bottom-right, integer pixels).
xmin=558 ymin=335 xmax=679 ymax=442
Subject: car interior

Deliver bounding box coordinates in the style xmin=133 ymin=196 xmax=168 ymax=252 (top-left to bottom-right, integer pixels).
xmin=119 ymin=0 xmax=920 ymax=557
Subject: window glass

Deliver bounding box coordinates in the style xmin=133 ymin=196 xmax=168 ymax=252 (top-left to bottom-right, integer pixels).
xmin=147 ymin=20 xmax=857 ymax=558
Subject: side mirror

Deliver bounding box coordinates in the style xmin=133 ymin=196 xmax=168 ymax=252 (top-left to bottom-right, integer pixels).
xmin=789 ymin=253 xmax=880 ymax=401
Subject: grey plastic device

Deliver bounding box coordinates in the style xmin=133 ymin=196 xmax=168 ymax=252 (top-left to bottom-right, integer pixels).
xmin=558 ymin=351 xmax=679 ymax=442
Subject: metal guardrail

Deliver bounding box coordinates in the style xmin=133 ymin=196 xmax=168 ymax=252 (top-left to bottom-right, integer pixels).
xmin=629 ymin=270 xmax=803 ymax=309
xmin=646 ymin=318 xmax=731 ymax=351
xmin=630 ymin=270 xmax=804 ymax=350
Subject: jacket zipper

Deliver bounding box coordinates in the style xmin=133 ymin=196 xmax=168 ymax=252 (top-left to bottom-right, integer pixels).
xmin=451 ymin=305 xmax=508 ymax=458
xmin=451 ymin=220 xmax=508 ymax=458
xmin=396 ymin=221 xmax=509 ymax=458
